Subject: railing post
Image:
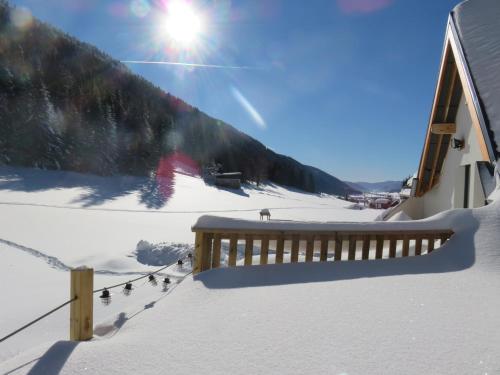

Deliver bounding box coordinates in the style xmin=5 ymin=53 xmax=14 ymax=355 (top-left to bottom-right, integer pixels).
xmin=70 ymin=267 xmax=94 ymax=341
xmin=348 ymin=235 xmax=356 ymax=261
xmin=305 ymin=237 xmax=314 ymax=262
xmin=402 ymin=235 xmax=410 ymax=257
xmin=276 ymin=237 xmax=284 ymax=264
xmin=228 ymin=234 xmax=238 ymax=267
xmin=362 ymin=235 xmax=370 ymax=260
xmin=212 ymin=234 xmax=222 ymax=269
xmin=389 ymin=237 xmax=397 ymax=258
xmin=428 ymin=236 xmax=435 ymax=253
xmin=260 ymin=236 xmax=269 ymax=265
xmin=291 ymin=235 xmax=300 ymax=263
xmin=244 ymin=235 xmax=254 ymax=266
xmin=321 ymin=235 xmax=329 ymax=262
xmin=201 ymin=234 xmax=213 ymax=271
xmin=333 ymin=235 xmax=342 ymax=261
xmin=375 ymin=235 xmax=384 ymax=259
xmin=415 ymin=236 xmax=423 ymax=256
xmin=193 ymin=231 xmax=206 ymax=274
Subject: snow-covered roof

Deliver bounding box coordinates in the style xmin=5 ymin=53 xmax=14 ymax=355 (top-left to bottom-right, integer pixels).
xmin=452 ymin=0 xmax=500 ymax=159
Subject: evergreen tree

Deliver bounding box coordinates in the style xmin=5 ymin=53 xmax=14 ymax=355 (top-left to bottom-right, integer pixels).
xmin=0 ymin=0 xmax=351 ymax=195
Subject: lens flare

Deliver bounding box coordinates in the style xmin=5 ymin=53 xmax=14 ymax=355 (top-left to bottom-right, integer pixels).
xmin=162 ymin=0 xmax=205 ymax=48
xmin=153 ymin=152 xmax=200 ymax=205
xmin=130 ymin=0 xmax=151 ymax=18
xmin=11 ymin=7 xmax=33 ymax=29
xmin=231 ymin=87 xmax=266 ymax=129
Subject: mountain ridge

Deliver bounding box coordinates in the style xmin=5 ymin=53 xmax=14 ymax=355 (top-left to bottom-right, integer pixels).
xmin=346 ymin=180 xmax=402 ymax=193
xmin=0 ymin=1 xmax=356 ymax=195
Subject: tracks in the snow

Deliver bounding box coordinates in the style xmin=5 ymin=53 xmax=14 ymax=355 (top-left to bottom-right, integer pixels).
xmin=0 ymin=237 xmax=183 ymax=277
xmin=0 ymin=237 xmax=71 ymax=271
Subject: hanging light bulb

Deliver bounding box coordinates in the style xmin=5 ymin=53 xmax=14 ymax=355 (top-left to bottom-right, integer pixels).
xmin=177 ymin=259 xmax=183 ymax=266
xmin=123 ymin=282 xmax=133 ymax=296
xmin=148 ymin=274 xmax=157 ymax=286
xmin=99 ymin=288 xmax=111 ymax=305
xmin=187 ymin=252 xmax=193 ymax=266
xmin=162 ymin=277 xmax=171 ymax=291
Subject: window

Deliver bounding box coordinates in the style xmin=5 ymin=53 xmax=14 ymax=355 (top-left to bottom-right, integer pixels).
xmin=464 ymin=164 xmax=470 ymax=208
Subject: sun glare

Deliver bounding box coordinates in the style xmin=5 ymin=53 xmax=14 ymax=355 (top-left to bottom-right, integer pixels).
xmin=163 ymin=0 xmax=204 ymax=48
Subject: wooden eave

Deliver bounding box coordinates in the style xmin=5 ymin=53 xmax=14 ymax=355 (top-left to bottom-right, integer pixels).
xmin=416 ymin=20 xmax=492 ymax=197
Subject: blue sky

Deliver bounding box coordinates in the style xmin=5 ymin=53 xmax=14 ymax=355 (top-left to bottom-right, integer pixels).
xmin=11 ymin=0 xmax=460 ymax=182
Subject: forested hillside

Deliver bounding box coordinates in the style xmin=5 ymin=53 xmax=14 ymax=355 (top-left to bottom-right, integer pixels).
xmin=0 ymin=1 xmax=353 ymax=195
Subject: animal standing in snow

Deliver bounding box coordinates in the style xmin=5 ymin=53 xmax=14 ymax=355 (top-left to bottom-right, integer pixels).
xmin=260 ymin=209 xmax=271 ymax=221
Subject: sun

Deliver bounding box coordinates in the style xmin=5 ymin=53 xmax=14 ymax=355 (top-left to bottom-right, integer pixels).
xmin=163 ymin=0 xmax=204 ymax=48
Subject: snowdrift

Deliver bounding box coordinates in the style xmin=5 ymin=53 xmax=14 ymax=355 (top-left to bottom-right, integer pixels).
xmin=1 ymin=201 xmax=500 ymax=374
xmin=0 ymin=166 xmax=378 ymax=364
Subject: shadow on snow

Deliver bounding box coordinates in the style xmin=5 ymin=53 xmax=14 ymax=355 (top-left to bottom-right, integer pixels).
xmin=0 ymin=166 xmax=173 ymax=208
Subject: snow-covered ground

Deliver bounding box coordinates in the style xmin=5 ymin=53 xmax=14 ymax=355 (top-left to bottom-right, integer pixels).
xmin=3 ymin=167 xmax=499 ymax=374
xmin=2 ymin=199 xmax=500 ymax=374
xmin=0 ymin=166 xmax=377 ymax=272
xmin=0 ymin=166 xmax=378 ymax=364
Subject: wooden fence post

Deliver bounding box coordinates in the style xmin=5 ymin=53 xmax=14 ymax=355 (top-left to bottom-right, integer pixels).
xmin=70 ymin=268 xmax=94 ymax=341
xmin=291 ymin=235 xmax=300 ymax=263
xmin=228 ymin=235 xmax=238 ymax=267
xmin=201 ymin=234 xmax=213 ymax=271
xmin=260 ymin=236 xmax=269 ymax=265
xmin=244 ymin=235 xmax=254 ymax=266
xmin=212 ymin=234 xmax=222 ymax=269
xmin=193 ymin=231 xmax=204 ymax=275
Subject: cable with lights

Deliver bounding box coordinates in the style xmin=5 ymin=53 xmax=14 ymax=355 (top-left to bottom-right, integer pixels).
xmin=1 ymin=253 xmax=194 ymax=343
xmin=96 ymin=253 xmax=193 ymax=306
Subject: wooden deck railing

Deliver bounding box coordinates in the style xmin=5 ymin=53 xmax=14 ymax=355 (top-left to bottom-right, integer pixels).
xmin=191 ymin=216 xmax=454 ymax=275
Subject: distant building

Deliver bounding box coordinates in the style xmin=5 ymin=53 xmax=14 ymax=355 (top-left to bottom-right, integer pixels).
xmin=202 ymin=165 xmax=242 ymax=189
xmin=373 ymin=198 xmax=392 ymax=210
xmin=214 ymin=172 xmax=242 ymax=189
xmin=386 ymin=0 xmax=499 ymax=220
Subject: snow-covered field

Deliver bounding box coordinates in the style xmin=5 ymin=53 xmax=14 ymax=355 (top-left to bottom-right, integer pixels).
xmin=2 ymin=197 xmax=500 ymax=374
xmin=0 ymin=166 xmax=377 ymax=272
xmin=2 ymin=166 xmax=499 ymax=374
xmin=0 ymin=166 xmax=378 ymax=364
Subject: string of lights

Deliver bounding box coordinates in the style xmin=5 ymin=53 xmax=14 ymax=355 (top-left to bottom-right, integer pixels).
xmin=93 ymin=255 xmax=191 ymax=294
xmin=97 ymin=255 xmax=193 ymax=305
xmin=0 ymin=253 xmax=194 ymax=342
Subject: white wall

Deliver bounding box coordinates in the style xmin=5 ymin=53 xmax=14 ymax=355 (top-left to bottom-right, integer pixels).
xmin=395 ymin=94 xmax=486 ymax=220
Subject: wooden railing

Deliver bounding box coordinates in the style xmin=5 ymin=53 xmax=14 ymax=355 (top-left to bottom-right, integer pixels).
xmin=191 ymin=216 xmax=454 ymax=274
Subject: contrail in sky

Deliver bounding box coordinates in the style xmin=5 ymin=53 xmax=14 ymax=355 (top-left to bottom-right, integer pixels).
xmin=121 ymin=60 xmax=258 ymax=70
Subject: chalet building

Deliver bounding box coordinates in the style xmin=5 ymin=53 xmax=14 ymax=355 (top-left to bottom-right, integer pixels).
xmin=215 ymin=172 xmax=242 ymax=189
xmin=386 ymin=0 xmax=500 ymax=220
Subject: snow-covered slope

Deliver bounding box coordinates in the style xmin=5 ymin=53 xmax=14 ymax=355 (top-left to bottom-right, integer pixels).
xmin=0 ymin=167 xmax=378 ymax=272
xmin=0 ymin=166 xmax=378 ymax=363
xmin=2 ymin=201 xmax=500 ymax=374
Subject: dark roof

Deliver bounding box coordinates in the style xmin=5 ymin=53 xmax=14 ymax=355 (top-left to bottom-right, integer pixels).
xmin=452 ymin=0 xmax=500 ymax=160
xmin=215 ymin=172 xmax=242 ymax=177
